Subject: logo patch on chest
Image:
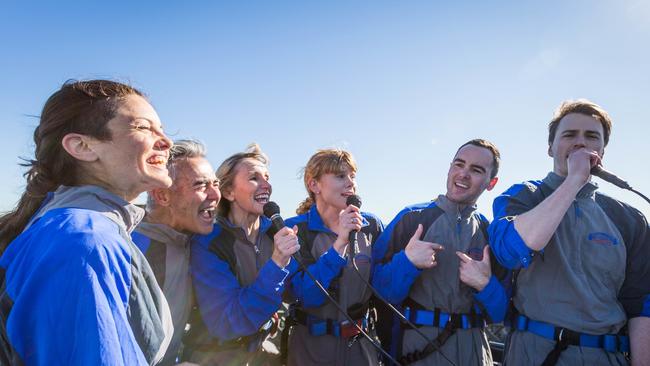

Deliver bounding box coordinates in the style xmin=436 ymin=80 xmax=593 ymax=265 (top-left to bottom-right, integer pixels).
xmin=587 ymin=232 xmax=619 ymax=246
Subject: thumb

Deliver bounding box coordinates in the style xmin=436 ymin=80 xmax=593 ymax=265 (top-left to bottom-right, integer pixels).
xmin=292 ymin=225 xmax=299 ymax=235
xmin=411 ymin=224 xmax=423 ymax=241
xmin=482 ymin=245 xmax=491 ymax=263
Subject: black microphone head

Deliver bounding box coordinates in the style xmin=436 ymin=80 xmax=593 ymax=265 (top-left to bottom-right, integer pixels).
xmin=263 ymin=201 xmax=281 ymax=219
xmin=346 ymin=194 xmax=362 ymax=209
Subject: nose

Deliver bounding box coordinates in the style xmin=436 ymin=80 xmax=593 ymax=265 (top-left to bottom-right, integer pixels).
xmin=207 ymin=183 xmax=221 ymax=201
xmin=154 ymin=131 xmax=173 ymax=151
xmin=348 ymin=176 xmax=357 ymax=190
xmin=573 ymin=134 xmax=587 ymax=148
xmin=260 ymin=177 xmax=272 ymax=191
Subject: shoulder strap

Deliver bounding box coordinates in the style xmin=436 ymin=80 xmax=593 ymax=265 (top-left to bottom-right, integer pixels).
xmin=210 ymin=228 xmax=238 ymax=276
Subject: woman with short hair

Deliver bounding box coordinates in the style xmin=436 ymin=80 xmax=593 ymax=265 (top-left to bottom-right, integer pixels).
xmin=284 ymin=149 xmax=384 ymax=366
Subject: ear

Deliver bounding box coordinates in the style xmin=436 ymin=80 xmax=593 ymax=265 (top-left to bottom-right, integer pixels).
xmin=307 ymin=178 xmax=320 ymax=195
xmin=547 ymin=144 xmax=553 ymax=158
xmin=486 ymin=177 xmax=498 ymax=191
xmin=150 ymin=188 xmax=172 ymax=207
xmin=222 ymin=187 xmax=235 ymax=202
xmin=61 ymin=133 xmax=99 ymax=162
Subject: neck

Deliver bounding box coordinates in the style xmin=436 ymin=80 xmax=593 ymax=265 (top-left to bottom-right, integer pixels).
xmin=316 ymin=201 xmax=344 ymax=231
xmin=146 ymin=207 xmax=183 ymax=232
xmin=78 ymin=166 xmax=139 ymax=202
xmin=228 ymin=206 xmax=260 ymax=242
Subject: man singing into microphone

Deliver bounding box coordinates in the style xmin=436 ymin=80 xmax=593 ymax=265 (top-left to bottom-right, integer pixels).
xmin=372 ymin=139 xmax=509 ymax=365
xmin=489 ymin=99 xmax=650 ymax=365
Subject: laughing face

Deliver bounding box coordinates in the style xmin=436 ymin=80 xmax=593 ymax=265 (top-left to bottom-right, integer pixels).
xmin=224 ymin=158 xmax=272 ymax=217
xmin=311 ymin=166 xmax=357 ymax=211
xmin=88 ymin=94 xmax=173 ymax=201
xmin=445 ymin=144 xmax=497 ymax=206
xmin=167 ymin=157 xmax=221 ymax=235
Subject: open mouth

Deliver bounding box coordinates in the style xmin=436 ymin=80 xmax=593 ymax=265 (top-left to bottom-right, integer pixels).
xmin=146 ymin=155 xmax=168 ymax=167
xmin=198 ymin=206 xmax=216 ymax=221
xmin=454 ymin=182 xmax=469 ymax=189
xmin=254 ymin=192 xmax=270 ymax=204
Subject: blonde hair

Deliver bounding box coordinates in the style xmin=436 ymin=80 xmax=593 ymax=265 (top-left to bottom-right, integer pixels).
xmin=215 ymin=143 xmax=269 ymax=217
xmin=296 ymin=149 xmax=357 ymax=215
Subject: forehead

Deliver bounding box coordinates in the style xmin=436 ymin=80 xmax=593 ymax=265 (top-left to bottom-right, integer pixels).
xmin=453 ymin=145 xmax=494 ymax=170
xmin=322 ymin=164 xmax=354 ymax=176
xmin=235 ymin=158 xmax=268 ymax=175
xmin=556 ymin=113 xmax=604 ymax=135
xmin=176 ymin=157 xmax=214 ymax=179
xmin=108 ymin=94 xmax=160 ymax=129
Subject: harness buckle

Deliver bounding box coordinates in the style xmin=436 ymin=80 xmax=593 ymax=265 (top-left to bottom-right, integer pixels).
xmin=557 ymin=328 xmax=565 ymax=343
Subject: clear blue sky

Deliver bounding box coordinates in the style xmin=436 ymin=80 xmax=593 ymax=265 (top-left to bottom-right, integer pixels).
xmin=2 ymin=1 xmax=649 ymax=222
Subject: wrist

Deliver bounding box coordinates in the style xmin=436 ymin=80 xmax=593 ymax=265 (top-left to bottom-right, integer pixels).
xmin=271 ymin=253 xmax=290 ymax=268
xmin=333 ymin=238 xmax=348 ymax=255
xmin=474 ymin=278 xmax=488 ymax=292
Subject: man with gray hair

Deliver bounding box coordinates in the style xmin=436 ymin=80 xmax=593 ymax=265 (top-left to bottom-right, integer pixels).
xmin=132 ymin=139 xmax=221 ymax=366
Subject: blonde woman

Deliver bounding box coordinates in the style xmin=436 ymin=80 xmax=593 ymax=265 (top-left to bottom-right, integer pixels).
xmin=284 ymin=149 xmax=384 ymax=365
xmin=184 ymin=144 xmax=300 ymax=366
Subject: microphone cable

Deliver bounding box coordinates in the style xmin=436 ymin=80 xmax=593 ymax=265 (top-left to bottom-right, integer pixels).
xmin=345 ymin=195 xmax=457 ymax=366
xmin=592 ymin=166 xmax=650 ymax=204
xmin=263 ymin=202 xmax=402 ymax=366
xmin=349 ymin=245 xmax=457 ymax=366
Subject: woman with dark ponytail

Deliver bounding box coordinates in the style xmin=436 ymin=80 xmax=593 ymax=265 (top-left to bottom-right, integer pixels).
xmin=0 ymin=80 xmax=174 ymax=365
xmin=283 ymin=149 xmax=384 ymax=365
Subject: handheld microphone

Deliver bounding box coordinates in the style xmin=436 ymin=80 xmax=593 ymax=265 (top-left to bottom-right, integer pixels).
xmin=591 ymin=166 xmax=632 ymax=190
xmin=261 ymin=201 xmax=402 ymax=365
xmin=346 ymin=195 xmax=362 ymax=259
xmin=263 ymin=201 xmax=285 ymax=237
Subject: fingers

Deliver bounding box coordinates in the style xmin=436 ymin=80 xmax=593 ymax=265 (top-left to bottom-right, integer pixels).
xmin=481 ymin=245 xmax=491 ymax=263
xmin=429 ymin=243 xmax=445 ymax=251
xmin=456 ymin=251 xmax=472 ymax=263
xmin=589 ymin=153 xmax=602 ymax=169
xmin=411 ymin=224 xmax=423 ymax=241
xmin=338 ymin=208 xmax=363 ymax=233
xmin=273 ymin=226 xmax=300 ymax=255
xmin=345 ymin=204 xmax=361 ymax=213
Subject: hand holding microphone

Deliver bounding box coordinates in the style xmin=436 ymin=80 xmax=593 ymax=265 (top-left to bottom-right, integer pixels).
xmin=263 ymin=202 xmax=300 ymax=268
xmin=332 ymin=195 xmax=363 ymax=257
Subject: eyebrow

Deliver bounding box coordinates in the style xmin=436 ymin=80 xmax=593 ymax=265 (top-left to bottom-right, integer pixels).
xmin=132 ymin=117 xmax=164 ymax=129
xmin=562 ymin=129 xmax=601 ymax=136
xmin=454 ymin=158 xmax=487 ymax=173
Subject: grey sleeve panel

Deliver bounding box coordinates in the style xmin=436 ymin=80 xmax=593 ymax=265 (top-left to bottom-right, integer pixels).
xmin=596 ymin=193 xmax=650 ymax=318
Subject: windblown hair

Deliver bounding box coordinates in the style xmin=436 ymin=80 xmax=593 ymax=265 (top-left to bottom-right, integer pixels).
xmin=215 ymin=143 xmax=269 ymax=217
xmin=296 ymin=149 xmax=357 ymax=215
xmin=0 ymin=79 xmax=144 ymax=252
xmin=168 ymin=139 xmax=208 ymax=179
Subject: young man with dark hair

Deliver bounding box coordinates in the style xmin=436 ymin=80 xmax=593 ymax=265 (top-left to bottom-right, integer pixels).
xmin=489 ymin=99 xmax=650 ymax=365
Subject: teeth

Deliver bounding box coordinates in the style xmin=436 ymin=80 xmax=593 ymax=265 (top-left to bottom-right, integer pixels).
xmin=147 ymin=156 xmax=167 ymax=165
xmin=199 ymin=208 xmax=214 ymax=219
xmin=254 ymin=193 xmax=269 ymax=201
xmin=456 ymin=183 xmax=469 ymax=189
